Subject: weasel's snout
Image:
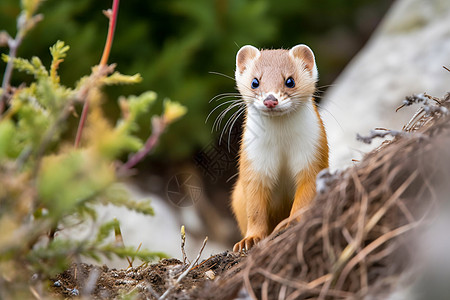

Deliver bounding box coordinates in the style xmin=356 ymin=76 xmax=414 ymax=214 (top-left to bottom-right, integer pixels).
xmin=263 ymin=95 xmax=278 ymax=108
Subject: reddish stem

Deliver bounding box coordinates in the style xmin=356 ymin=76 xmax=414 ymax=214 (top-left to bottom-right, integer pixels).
xmin=100 ymin=0 xmax=120 ymax=67
xmin=74 ymin=0 xmax=119 ymax=147
xmin=74 ymin=99 xmax=90 ymax=148
xmin=120 ymin=118 xmax=166 ymax=171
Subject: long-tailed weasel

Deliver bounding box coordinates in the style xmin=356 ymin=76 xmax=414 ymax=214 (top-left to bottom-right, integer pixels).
xmin=231 ymin=44 xmax=329 ymax=252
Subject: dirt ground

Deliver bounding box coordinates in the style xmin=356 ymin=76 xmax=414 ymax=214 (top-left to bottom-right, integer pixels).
xmin=51 ymin=251 xmax=242 ymax=299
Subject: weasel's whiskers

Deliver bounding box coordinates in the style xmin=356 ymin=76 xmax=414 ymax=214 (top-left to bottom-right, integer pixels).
xmin=226 ymin=107 xmax=246 ymax=151
xmin=316 ymin=84 xmax=336 ymax=91
xmin=209 ymin=92 xmax=241 ymax=103
xmin=289 ymin=92 xmax=312 ymax=103
xmin=220 ymin=105 xmax=245 ymax=145
xmin=214 ymin=102 xmax=244 ymax=132
xmin=209 ymin=71 xmax=235 ymax=81
xmin=316 ymin=102 xmax=343 ymax=132
xmin=206 ymin=99 xmax=241 ymax=124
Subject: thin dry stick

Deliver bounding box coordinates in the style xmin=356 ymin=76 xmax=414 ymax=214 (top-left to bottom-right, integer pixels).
xmin=364 ymin=171 xmax=418 ymax=234
xmin=321 ymin=198 xmax=334 ymax=265
xmin=359 ymin=254 xmax=369 ymax=295
xmin=366 ymin=243 xmax=398 ymax=263
xmin=180 ymin=225 xmax=187 ymax=265
xmin=243 ymin=268 xmax=258 ymax=300
xmin=329 ymin=170 xmax=417 ymax=291
xmin=257 ymin=267 xmax=352 ymax=300
xmin=395 ymin=199 xmax=415 ymax=224
xmin=278 ymin=285 xmax=287 ymax=300
xmin=242 ymin=257 xmax=258 ymax=300
xmin=127 ymin=242 xmax=143 ymax=269
xmin=112 ymin=218 xmax=133 ymax=267
xmin=352 ymin=172 xmax=370 ymax=295
xmin=335 ymin=221 xmax=419 ymax=291
xmin=256 ymin=268 xmax=308 ymax=290
xmin=353 ymin=171 xmax=369 ymax=246
xmin=317 ymin=275 xmax=333 ymax=300
xmin=29 ymin=286 xmax=42 ymax=300
xmin=261 ymin=279 xmax=269 ymax=300
xmin=158 ymin=236 xmax=208 ymax=300
xmin=191 ymin=255 xmax=215 ymax=271
xmin=74 ymin=0 xmax=120 ymax=147
xmin=307 ymin=274 xmax=332 ymax=289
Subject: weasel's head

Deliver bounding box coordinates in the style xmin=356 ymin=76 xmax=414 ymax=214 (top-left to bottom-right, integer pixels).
xmin=235 ymin=44 xmax=318 ymax=117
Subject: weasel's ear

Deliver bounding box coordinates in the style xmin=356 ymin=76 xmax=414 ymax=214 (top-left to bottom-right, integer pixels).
xmin=289 ymin=44 xmax=318 ymax=79
xmin=236 ymin=45 xmax=260 ymax=75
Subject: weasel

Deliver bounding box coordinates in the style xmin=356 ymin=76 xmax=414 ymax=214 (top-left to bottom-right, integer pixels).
xmin=231 ymin=44 xmax=329 ymax=252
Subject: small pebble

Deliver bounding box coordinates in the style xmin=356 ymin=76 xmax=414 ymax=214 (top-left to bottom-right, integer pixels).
xmin=70 ymin=288 xmax=79 ymax=296
xmin=205 ymin=270 xmax=215 ymax=280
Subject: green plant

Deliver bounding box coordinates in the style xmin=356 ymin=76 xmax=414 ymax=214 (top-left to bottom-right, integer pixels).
xmin=0 ymin=0 xmax=185 ymax=297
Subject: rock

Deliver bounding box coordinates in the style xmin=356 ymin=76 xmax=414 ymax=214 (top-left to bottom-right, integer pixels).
xmin=321 ymin=0 xmax=450 ymax=170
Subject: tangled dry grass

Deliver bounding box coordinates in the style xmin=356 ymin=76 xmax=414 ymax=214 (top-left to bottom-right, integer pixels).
xmin=192 ymin=92 xmax=450 ymax=300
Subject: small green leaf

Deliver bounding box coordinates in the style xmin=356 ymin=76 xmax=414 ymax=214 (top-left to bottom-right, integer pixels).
xmin=163 ymin=99 xmax=187 ymax=124
xmin=49 ymin=40 xmax=70 ymax=60
xmin=49 ymin=40 xmax=70 ymax=84
xmin=96 ymin=219 xmax=120 ymax=243
xmin=103 ymin=72 xmax=143 ymax=85
xmin=1 ymin=53 xmax=10 ymax=63
xmin=8 ymin=56 xmax=48 ymax=79
xmin=127 ymin=91 xmax=158 ymax=124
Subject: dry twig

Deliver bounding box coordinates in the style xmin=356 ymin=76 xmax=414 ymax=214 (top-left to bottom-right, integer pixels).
xmin=159 ymin=236 xmax=208 ymax=300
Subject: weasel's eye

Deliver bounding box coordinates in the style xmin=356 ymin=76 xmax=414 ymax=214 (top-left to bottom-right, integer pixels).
xmin=285 ymin=77 xmax=295 ymax=88
xmin=251 ymin=78 xmax=259 ymax=89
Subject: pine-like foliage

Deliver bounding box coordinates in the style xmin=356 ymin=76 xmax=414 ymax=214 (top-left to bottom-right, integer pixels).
xmin=0 ymin=1 xmax=185 ymax=297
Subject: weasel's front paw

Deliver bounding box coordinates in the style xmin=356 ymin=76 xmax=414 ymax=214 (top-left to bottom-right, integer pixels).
xmin=233 ymin=236 xmax=262 ymax=252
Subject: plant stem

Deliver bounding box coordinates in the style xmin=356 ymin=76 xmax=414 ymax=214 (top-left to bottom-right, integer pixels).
xmin=120 ymin=117 xmax=166 ymax=171
xmin=100 ymin=0 xmax=120 ymax=67
xmin=74 ymin=0 xmax=120 ymax=147
xmin=73 ymin=98 xmax=90 ymax=148
xmin=0 ymin=36 xmax=22 ymax=117
xmin=158 ymin=236 xmax=208 ymax=300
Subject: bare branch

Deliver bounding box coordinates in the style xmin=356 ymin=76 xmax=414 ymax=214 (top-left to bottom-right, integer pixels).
xmin=158 ymin=236 xmax=208 ymax=300
xmin=356 ymin=129 xmax=404 ymax=144
xmin=0 ymin=12 xmax=43 ymax=117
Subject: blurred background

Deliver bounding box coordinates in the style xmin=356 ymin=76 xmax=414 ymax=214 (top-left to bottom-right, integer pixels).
xmin=0 ymin=0 xmax=397 ymax=259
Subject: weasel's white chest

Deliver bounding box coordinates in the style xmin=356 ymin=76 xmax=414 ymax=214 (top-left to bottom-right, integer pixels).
xmin=243 ymin=103 xmax=321 ymax=188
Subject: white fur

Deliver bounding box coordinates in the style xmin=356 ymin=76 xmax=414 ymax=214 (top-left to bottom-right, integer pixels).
xmin=243 ymin=99 xmax=321 ymax=189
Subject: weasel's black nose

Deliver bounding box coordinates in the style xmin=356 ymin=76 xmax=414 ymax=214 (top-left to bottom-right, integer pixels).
xmin=263 ymin=94 xmax=278 ymax=108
